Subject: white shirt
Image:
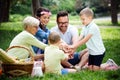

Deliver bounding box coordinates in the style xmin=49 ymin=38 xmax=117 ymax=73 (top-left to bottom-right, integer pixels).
xmin=81 ymin=21 xmax=105 ymax=55
xmin=51 ymin=24 xmax=78 ymax=45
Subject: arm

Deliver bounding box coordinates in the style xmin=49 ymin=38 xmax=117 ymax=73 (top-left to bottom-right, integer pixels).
xmin=73 ymin=34 xmax=92 ymax=49
xmin=59 ymin=39 xmax=70 ymax=53
xmin=71 ymin=34 xmax=79 ymax=45
xmin=26 ymin=33 xmax=48 ymax=50
xmin=34 ymin=54 xmax=44 ymax=60
xmin=61 ymin=53 xmax=73 ymax=68
xmin=71 ymin=26 xmax=79 ymax=45
xmin=61 ymin=59 xmax=73 ymax=68
xmin=36 ymin=28 xmax=50 ymax=39
xmin=78 ymin=35 xmax=84 ymax=41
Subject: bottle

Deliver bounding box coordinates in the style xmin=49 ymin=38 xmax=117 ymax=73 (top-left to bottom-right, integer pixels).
xmin=31 ymin=61 xmax=43 ymax=77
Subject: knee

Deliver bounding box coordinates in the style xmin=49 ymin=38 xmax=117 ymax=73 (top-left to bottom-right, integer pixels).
xmin=82 ymin=52 xmax=89 ymax=59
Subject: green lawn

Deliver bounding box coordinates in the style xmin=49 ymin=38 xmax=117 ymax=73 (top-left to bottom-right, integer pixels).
xmin=0 ymin=21 xmax=120 ymax=80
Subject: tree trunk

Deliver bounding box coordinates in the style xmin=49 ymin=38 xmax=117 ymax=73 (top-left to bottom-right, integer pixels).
xmin=31 ymin=0 xmax=41 ymax=17
xmin=0 ymin=0 xmax=10 ymax=22
xmin=111 ymin=0 xmax=118 ymax=24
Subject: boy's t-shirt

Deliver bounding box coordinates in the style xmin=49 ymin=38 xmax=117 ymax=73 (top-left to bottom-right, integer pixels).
xmin=44 ymin=45 xmax=68 ymax=74
xmin=81 ymin=21 xmax=105 ymax=55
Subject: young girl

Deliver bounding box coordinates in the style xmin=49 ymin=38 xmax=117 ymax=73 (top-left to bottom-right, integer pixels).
xmin=33 ymin=7 xmax=51 ymax=55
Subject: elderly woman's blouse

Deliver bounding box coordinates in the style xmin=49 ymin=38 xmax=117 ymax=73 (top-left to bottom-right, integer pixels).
xmin=7 ymin=30 xmax=47 ymax=59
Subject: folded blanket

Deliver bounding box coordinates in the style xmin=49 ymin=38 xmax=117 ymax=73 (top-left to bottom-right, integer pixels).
xmin=0 ymin=48 xmax=17 ymax=63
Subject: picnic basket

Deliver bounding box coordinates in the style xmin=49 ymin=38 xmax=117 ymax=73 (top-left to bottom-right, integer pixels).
xmin=1 ymin=46 xmax=34 ymax=77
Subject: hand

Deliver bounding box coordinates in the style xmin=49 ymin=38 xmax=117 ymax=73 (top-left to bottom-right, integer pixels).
xmin=69 ymin=45 xmax=75 ymax=49
xmin=68 ymin=54 xmax=74 ymax=59
xmin=69 ymin=45 xmax=76 ymax=53
xmin=64 ymin=53 xmax=73 ymax=59
xmin=59 ymin=43 xmax=70 ymax=53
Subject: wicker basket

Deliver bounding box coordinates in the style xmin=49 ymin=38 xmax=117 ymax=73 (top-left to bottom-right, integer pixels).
xmin=2 ymin=46 xmax=34 ymax=77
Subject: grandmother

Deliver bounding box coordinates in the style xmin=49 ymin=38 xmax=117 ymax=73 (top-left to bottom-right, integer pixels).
xmin=7 ymin=16 xmax=48 ymax=60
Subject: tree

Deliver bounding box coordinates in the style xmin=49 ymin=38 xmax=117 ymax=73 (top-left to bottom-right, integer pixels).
xmin=31 ymin=0 xmax=41 ymax=17
xmin=0 ymin=0 xmax=41 ymax=23
xmin=0 ymin=0 xmax=10 ymax=22
xmin=75 ymin=0 xmax=120 ymax=25
xmin=110 ymin=0 xmax=119 ymax=24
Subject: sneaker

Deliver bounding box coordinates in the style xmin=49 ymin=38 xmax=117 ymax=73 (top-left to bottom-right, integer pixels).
xmin=82 ymin=63 xmax=88 ymax=70
xmin=74 ymin=66 xmax=81 ymax=72
xmin=70 ymin=65 xmax=76 ymax=69
xmin=105 ymin=65 xmax=119 ymax=70
xmin=106 ymin=58 xmax=118 ymax=67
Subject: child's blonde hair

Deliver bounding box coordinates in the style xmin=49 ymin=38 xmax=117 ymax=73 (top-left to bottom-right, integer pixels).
xmin=80 ymin=7 xmax=94 ymax=18
xmin=48 ymin=32 xmax=60 ymax=44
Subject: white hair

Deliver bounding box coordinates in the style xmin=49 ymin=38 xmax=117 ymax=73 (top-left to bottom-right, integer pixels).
xmin=23 ymin=16 xmax=39 ymax=29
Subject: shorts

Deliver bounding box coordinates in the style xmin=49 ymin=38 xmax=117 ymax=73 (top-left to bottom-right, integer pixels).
xmin=88 ymin=52 xmax=105 ymax=66
xmin=61 ymin=69 xmax=68 ymax=75
xmin=68 ymin=52 xmax=80 ymax=65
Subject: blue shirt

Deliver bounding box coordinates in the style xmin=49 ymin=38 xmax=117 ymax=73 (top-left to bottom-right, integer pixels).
xmin=33 ymin=26 xmax=50 ymax=54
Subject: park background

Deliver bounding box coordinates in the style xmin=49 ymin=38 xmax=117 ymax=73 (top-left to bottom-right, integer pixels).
xmin=0 ymin=0 xmax=120 ymax=80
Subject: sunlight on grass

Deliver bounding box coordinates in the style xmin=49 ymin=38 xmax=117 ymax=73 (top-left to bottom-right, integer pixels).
xmin=101 ymin=28 xmax=120 ymax=40
xmin=0 ymin=22 xmax=23 ymax=31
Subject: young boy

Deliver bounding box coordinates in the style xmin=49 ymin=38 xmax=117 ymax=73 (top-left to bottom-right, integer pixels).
xmin=44 ymin=32 xmax=76 ymax=75
xmin=71 ymin=8 xmax=105 ymax=71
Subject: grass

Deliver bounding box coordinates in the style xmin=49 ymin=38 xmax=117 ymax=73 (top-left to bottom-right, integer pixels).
xmin=6 ymin=14 xmax=120 ymax=29
xmin=0 ymin=15 xmax=120 ymax=79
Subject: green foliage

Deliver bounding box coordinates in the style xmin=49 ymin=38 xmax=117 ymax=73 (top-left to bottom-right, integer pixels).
xmin=0 ymin=22 xmax=23 ymax=49
xmin=41 ymin=0 xmax=76 ymax=14
xmin=9 ymin=14 xmax=24 ymax=22
xmin=9 ymin=14 xmax=30 ymax=22
xmin=0 ymin=30 xmax=21 ymax=50
xmin=58 ymin=0 xmax=75 ymax=13
xmin=70 ymin=11 xmax=78 ymax=16
xmin=9 ymin=0 xmax=120 ymax=18
xmin=10 ymin=0 xmax=32 ymax=15
xmin=48 ymin=5 xmax=59 ymax=14
xmin=10 ymin=0 xmax=77 ymax=15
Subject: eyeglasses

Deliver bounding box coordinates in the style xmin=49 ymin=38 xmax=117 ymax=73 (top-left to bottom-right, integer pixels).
xmin=58 ymin=22 xmax=68 ymax=25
